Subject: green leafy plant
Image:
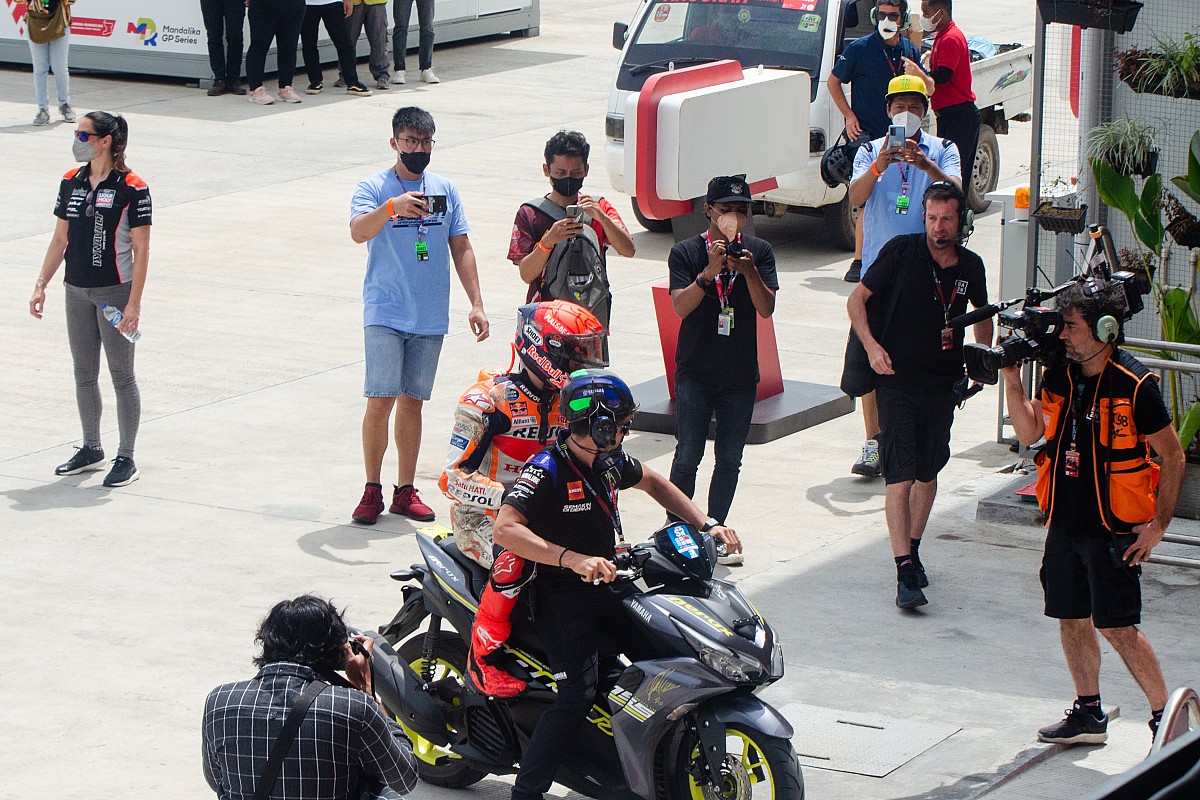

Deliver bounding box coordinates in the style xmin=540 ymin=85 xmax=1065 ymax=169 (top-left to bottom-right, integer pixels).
xmin=1171 ymin=130 xmax=1200 ymax=206
xmin=1086 ymin=118 xmax=1159 ymax=177
xmin=1115 ymin=33 xmax=1200 ymax=99
xmin=1092 ymin=159 xmax=1164 ymax=255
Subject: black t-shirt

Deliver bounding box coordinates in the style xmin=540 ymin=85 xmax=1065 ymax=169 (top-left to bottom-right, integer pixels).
xmin=861 ymin=234 xmax=988 ymax=389
xmin=1041 ymin=362 xmax=1171 ymax=534
xmin=54 ymin=164 xmax=153 ymax=288
xmin=668 ymin=233 xmax=779 ymax=388
xmin=501 ymin=437 xmax=644 ymax=586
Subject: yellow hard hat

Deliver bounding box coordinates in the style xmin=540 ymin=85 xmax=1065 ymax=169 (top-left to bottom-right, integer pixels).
xmin=885 ymin=74 xmax=929 ymax=101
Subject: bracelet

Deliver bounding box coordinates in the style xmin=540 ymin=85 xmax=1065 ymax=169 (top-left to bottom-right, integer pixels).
xmin=536 ymin=240 xmax=552 ymax=254
xmin=871 ymin=161 xmax=884 ymax=178
xmin=35 ymin=278 xmax=47 ymax=288
xmin=387 ymin=198 xmax=397 ymax=220
xmin=558 ymin=547 xmax=568 ymax=568
xmin=696 ymin=275 xmax=713 ymax=290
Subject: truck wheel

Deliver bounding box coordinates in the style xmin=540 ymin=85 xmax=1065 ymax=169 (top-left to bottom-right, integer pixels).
xmin=968 ymin=124 xmax=999 ymax=214
xmin=823 ymin=196 xmax=856 ymax=252
xmin=632 ymin=196 xmax=673 ymax=234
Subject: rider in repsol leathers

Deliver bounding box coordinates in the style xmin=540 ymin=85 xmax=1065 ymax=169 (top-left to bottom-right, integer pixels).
xmin=438 ymin=300 xmax=606 ymax=696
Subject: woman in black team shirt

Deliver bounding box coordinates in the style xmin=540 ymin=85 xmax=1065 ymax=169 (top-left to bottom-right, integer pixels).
xmin=29 ymin=111 xmax=152 ymax=488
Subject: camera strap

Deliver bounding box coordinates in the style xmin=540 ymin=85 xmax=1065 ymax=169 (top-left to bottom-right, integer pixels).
xmin=253 ymin=680 xmax=328 ymax=800
xmin=701 ymin=231 xmax=739 ymax=310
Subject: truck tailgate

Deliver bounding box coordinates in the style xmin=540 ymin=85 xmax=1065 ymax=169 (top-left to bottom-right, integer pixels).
xmin=971 ymin=44 xmax=1034 ymax=114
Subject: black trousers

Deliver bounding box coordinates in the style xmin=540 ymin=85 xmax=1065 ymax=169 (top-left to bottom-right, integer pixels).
xmin=301 ymin=2 xmax=360 ymax=86
xmin=245 ymin=0 xmax=306 ymax=89
xmin=511 ymin=581 xmax=637 ymax=800
xmin=936 ymin=101 xmax=981 ymax=191
xmin=200 ymin=0 xmax=246 ymax=82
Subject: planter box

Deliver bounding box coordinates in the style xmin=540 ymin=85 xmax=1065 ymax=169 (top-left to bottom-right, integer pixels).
xmin=1032 ymin=202 xmax=1089 ymax=234
xmin=1037 ymin=0 xmax=1143 ymax=34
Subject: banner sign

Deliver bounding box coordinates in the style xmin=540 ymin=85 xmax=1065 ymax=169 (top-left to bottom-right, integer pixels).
xmin=3 ymin=1 xmax=207 ymax=54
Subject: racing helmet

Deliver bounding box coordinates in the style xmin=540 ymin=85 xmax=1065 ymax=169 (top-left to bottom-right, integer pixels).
xmin=514 ymin=300 xmax=607 ymax=389
xmin=821 ymin=130 xmax=869 ymax=188
xmin=560 ymin=369 xmax=638 ymax=448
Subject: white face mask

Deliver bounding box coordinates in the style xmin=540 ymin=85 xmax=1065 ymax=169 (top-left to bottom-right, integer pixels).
xmin=918 ymin=11 xmax=938 ymax=31
xmin=892 ymin=110 xmax=923 ymax=137
xmin=877 ymin=19 xmax=899 ymax=37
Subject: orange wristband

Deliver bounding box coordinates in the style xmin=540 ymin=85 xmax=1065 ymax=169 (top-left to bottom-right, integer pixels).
xmin=387 ymin=198 xmax=397 ymax=219
xmin=871 ymin=161 xmax=884 ymax=178
xmin=536 ymin=240 xmax=552 ymax=254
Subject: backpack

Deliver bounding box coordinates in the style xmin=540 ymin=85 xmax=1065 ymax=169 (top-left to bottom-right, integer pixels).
xmin=524 ymin=198 xmax=612 ymax=329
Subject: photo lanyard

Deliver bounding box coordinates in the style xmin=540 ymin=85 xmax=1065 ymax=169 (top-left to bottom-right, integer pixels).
xmin=557 ymin=439 xmax=627 ymax=551
xmin=1064 ymin=362 xmax=1104 ymax=480
xmin=930 ymin=260 xmax=959 ymax=351
xmin=702 ymin=230 xmax=738 ymax=335
xmin=393 ymin=171 xmax=430 ymax=261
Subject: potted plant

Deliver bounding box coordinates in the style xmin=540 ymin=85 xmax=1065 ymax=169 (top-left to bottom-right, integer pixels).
xmin=1032 ymin=176 xmax=1089 ymax=234
xmin=1037 ymin=0 xmax=1143 ymax=34
xmin=1115 ymin=33 xmax=1200 ymax=100
xmin=1086 ymin=117 xmax=1159 ymax=177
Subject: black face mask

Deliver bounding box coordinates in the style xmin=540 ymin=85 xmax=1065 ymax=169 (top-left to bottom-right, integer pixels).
xmin=551 ymin=176 xmax=584 ymax=197
xmin=592 ymin=445 xmax=626 ymax=478
xmin=400 ymin=150 xmax=430 ymax=174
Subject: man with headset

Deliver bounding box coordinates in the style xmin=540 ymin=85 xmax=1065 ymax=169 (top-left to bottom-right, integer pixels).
xmin=494 ymin=368 xmax=741 ymax=800
xmin=1001 ymin=279 xmax=1184 ymax=745
xmin=847 ymin=181 xmax=991 ymax=609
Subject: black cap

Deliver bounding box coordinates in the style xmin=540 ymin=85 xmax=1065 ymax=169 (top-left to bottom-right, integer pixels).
xmin=706 ymin=175 xmax=751 ymax=206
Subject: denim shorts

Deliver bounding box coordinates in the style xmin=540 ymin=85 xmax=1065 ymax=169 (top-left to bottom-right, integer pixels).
xmin=363 ymin=326 xmax=444 ymax=400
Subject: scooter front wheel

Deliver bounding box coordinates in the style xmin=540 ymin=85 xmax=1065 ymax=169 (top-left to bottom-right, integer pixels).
xmin=670 ymin=724 xmax=804 ymax=800
xmin=387 ymin=632 xmax=488 ymax=789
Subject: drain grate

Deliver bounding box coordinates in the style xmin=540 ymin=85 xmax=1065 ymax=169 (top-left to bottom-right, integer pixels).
xmin=778 ymin=702 xmax=961 ymax=777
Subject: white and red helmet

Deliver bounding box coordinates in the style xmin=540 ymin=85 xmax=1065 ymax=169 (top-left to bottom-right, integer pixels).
xmin=514 ymin=301 xmax=607 ymax=389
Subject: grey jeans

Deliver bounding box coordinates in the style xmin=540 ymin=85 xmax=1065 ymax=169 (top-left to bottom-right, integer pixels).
xmin=348 ymin=3 xmax=389 ymax=80
xmin=392 ymin=0 xmax=434 ymax=72
xmin=64 ymin=283 xmax=140 ymax=458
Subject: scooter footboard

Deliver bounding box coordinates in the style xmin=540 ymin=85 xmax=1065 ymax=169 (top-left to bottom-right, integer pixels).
xmin=365 ymin=630 xmax=452 ymax=746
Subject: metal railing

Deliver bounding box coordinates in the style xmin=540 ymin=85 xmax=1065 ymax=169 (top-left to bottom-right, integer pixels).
xmin=1151 ymin=687 xmax=1200 ymax=754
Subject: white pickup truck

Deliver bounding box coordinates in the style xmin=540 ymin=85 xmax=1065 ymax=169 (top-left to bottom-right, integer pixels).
xmin=604 ymin=0 xmax=1033 ymax=246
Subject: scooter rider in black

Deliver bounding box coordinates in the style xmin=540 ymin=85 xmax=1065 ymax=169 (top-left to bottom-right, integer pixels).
xmin=494 ymin=368 xmax=741 ymax=800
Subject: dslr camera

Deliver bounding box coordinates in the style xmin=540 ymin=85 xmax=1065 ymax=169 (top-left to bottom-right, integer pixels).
xmin=962 ymin=226 xmax=1146 ymax=385
xmin=725 ymin=238 xmax=745 ymax=258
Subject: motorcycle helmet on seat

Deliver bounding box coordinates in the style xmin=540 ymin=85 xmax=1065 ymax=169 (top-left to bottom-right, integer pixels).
xmin=514 ymin=300 xmax=607 ymax=389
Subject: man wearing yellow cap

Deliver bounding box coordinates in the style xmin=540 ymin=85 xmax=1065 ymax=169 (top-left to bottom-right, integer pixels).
xmin=844 ymin=73 xmax=962 ymax=480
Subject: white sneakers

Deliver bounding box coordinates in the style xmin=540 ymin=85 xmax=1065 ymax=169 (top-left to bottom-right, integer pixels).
xmin=421 ymin=68 xmax=440 ymax=84
xmin=390 ymin=71 xmax=407 ymax=84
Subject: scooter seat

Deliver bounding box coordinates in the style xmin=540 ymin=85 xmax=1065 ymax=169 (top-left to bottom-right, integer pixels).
xmin=438 ymin=538 xmax=491 ymax=602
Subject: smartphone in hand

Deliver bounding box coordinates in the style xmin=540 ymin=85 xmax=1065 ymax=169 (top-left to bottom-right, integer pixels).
xmin=887 ymin=125 xmax=906 ymax=151
xmin=565 ymin=204 xmax=584 ymax=222
xmin=425 ymin=194 xmax=448 ymax=215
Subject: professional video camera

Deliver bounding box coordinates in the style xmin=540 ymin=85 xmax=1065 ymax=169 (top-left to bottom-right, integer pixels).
xmin=958 ymin=226 xmax=1147 ymax=385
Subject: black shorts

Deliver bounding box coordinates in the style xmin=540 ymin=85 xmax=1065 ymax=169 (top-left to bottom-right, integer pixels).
xmin=876 ymin=383 xmax=955 ymax=484
xmin=1040 ymin=525 xmax=1142 ymax=629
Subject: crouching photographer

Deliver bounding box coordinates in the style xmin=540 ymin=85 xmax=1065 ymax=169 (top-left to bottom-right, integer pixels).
xmin=1000 ymin=277 xmax=1184 ymax=747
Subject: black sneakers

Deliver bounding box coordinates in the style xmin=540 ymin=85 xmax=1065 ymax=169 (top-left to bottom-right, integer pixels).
xmin=55 ymin=446 xmax=106 ymax=476
xmin=1037 ymin=703 xmax=1109 ymax=745
xmin=843 ymin=259 xmax=863 ymax=283
xmin=103 ymin=456 xmax=140 ymax=487
xmin=911 ymin=551 xmax=930 ymax=589
xmin=896 ymin=569 xmax=928 ymax=609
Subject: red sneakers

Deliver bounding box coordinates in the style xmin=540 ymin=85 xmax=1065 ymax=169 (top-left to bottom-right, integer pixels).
xmin=352 ymin=483 xmax=385 ymax=524
xmin=391 ymin=484 xmax=436 ymax=521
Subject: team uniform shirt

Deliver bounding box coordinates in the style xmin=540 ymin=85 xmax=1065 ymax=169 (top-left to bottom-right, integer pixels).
xmin=508 ymin=197 xmax=627 ymax=302
xmin=350 ymin=168 xmax=469 ymax=335
xmin=54 ymin=164 xmax=153 ymax=288
xmin=929 ymin=21 xmax=975 ymax=111
xmin=667 ymin=234 xmax=779 ymax=389
xmin=852 ymin=131 xmax=961 ymax=275
xmin=831 ymin=31 xmax=923 ymax=139
xmin=861 ymin=233 xmax=987 ymax=389
xmin=502 ymin=438 xmax=643 ymax=588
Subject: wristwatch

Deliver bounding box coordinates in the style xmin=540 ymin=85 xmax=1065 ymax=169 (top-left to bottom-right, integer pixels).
xmin=696 ymin=274 xmax=714 ymax=290
xmin=700 ymin=518 xmax=719 ymax=532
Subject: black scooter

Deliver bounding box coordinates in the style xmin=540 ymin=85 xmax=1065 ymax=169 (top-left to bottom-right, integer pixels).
xmin=363 ymin=522 xmax=804 ymax=800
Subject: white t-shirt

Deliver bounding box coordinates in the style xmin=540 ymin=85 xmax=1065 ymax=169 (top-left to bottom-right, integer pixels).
xmin=306 ymin=0 xmax=340 ymax=6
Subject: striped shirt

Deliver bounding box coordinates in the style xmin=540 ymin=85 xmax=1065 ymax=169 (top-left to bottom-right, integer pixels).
xmin=203 ymin=663 xmax=419 ymax=800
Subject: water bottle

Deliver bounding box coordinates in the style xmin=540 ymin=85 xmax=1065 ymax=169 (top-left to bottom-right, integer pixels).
xmin=100 ymin=303 xmax=141 ymax=343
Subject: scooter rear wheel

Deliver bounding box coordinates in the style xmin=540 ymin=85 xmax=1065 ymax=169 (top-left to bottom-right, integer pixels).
xmin=669 ymin=723 xmax=804 ymax=800
xmin=387 ymin=632 xmax=488 ymax=789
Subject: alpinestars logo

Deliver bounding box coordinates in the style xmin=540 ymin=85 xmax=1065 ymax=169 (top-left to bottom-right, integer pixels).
xmin=128 ymin=18 xmax=157 ymax=46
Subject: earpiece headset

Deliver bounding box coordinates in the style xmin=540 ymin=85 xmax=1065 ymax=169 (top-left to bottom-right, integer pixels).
xmin=1082 ymin=278 xmax=1122 ymax=344
xmin=922 ymin=180 xmax=973 ymax=243
xmin=870 ymin=0 xmax=911 ymax=28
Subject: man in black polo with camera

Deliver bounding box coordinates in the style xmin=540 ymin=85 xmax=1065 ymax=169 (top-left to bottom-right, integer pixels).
xmin=847 ymin=181 xmax=990 ymax=609
xmin=667 ymin=176 xmax=779 ymax=565
xmin=1001 ymin=279 xmax=1184 ymax=745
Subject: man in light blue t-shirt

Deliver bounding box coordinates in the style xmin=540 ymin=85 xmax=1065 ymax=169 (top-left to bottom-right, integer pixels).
xmin=349 ymin=106 xmax=489 ymax=526
xmin=845 ymin=74 xmax=960 ymax=480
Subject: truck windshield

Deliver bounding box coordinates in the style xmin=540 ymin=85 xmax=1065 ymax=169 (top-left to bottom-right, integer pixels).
xmin=618 ymin=0 xmax=829 ymax=92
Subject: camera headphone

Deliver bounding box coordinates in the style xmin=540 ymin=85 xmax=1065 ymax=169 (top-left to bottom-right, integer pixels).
xmin=870 ymin=0 xmax=911 ymax=28
xmin=1082 ymin=278 xmax=1122 ymax=344
xmin=922 ymin=181 xmax=973 ymax=243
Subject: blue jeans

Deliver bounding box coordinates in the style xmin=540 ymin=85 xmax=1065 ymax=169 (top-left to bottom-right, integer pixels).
xmin=668 ymin=377 xmax=756 ymax=524
xmin=28 ymin=31 xmax=69 ymax=109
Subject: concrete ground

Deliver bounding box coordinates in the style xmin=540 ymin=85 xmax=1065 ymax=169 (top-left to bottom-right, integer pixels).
xmin=1 ymin=1 xmax=1197 ymax=798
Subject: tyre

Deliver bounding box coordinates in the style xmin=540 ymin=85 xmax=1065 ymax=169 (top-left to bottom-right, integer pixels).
xmin=632 ymin=196 xmax=673 ymax=233
xmin=386 ymin=632 xmax=488 ymax=789
xmin=823 ymin=195 xmax=857 ymax=252
xmin=968 ymin=124 xmax=999 ymax=214
xmin=668 ymin=723 xmax=804 ymax=800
